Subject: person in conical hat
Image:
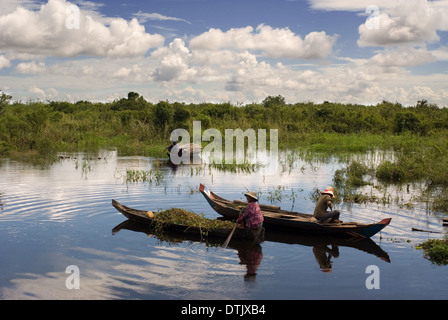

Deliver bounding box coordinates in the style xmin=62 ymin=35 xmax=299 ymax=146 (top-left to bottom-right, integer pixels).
xmin=237 ymin=191 xmax=264 ymax=230
xmin=313 ymin=186 xmax=341 ymax=223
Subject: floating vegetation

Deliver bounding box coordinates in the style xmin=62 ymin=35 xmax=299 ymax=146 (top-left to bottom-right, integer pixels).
xmin=418 ymin=238 xmax=448 ymax=266
xmin=152 ymin=208 xmax=235 ymax=233
xmin=115 ymin=168 xmax=165 ymax=185
xmin=208 ymin=161 xmax=263 ymax=174
xmin=265 ymin=185 xmax=301 ymax=209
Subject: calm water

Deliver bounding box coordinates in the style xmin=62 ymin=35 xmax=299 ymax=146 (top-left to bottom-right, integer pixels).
xmin=1 ymin=150 xmax=447 ymax=300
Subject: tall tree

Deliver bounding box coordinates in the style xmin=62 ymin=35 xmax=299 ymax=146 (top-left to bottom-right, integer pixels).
xmin=0 ymin=92 xmax=12 ymax=116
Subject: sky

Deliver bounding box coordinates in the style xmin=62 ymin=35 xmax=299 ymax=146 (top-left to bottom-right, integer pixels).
xmin=0 ymin=0 xmax=447 ymax=106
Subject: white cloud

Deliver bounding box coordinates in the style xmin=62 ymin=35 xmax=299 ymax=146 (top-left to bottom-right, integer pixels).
xmin=308 ymin=0 xmax=396 ymax=11
xmin=358 ymin=0 xmax=448 ymax=47
xmin=189 ymin=24 xmax=338 ymax=60
xmin=0 ymin=55 xmax=11 ymax=69
xmin=112 ymin=64 xmax=144 ymax=81
xmin=16 ymin=61 xmax=47 ymax=74
xmin=151 ymin=38 xmax=196 ymax=82
xmin=29 ymin=85 xmax=46 ymax=99
xmin=369 ymin=47 xmax=436 ymax=67
xmin=0 ymin=0 xmax=41 ymax=13
xmin=0 ymin=0 xmax=164 ymax=58
xmin=431 ymin=46 xmax=448 ymax=61
xmin=133 ymin=11 xmax=191 ymax=24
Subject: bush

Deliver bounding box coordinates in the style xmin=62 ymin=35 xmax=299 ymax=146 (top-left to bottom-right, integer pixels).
xmin=153 ymin=101 xmax=173 ymax=127
xmin=394 ymin=111 xmax=426 ymax=135
xmin=376 ymin=161 xmax=405 ymax=183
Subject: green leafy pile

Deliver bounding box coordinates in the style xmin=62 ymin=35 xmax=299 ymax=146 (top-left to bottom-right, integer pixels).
xmin=153 ymin=208 xmax=234 ymax=231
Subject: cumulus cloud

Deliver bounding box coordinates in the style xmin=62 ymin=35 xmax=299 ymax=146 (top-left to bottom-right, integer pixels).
xmin=189 ymin=24 xmax=338 ymax=60
xmin=16 ymin=61 xmax=47 ymax=74
xmin=358 ymin=0 xmax=448 ymax=47
xmin=112 ymin=64 xmax=146 ymax=82
xmin=151 ymin=38 xmax=195 ymax=82
xmin=0 ymin=55 xmax=11 ymax=69
xmin=370 ymin=47 xmax=436 ymax=67
xmin=0 ymin=0 xmax=164 ymax=58
xmin=0 ymin=0 xmax=41 ymax=14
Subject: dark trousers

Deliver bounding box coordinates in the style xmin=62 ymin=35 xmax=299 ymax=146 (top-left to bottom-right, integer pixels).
xmin=318 ymin=210 xmax=340 ymax=222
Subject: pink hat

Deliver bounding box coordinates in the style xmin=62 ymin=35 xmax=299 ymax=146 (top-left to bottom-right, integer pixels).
xmin=322 ymin=187 xmax=334 ymax=198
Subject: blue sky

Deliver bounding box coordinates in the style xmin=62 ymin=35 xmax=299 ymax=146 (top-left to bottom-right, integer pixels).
xmin=0 ymin=0 xmax=447 ymax=105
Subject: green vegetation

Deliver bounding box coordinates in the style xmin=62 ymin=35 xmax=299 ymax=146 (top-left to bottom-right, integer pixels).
xmin=153 ymin=208 xmax=235 ymax=234
xmin=123 ymin=169 xmax=164 ymax=184
xmin=0 ymin=92 xmax=12 ymax=116
xmin=1 ymin=93 xmax=448 ymax=212
xmin=2 ymin=94 xmax=447 ymax=157
xmin=418 ymin=238 xmax=448 ymax=266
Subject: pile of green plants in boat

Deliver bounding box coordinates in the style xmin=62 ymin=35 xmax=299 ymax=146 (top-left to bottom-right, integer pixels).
xmin=152 ymin=208 xmax=235 ymax=233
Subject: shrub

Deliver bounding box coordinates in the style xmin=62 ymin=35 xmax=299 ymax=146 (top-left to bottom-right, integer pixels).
xmin=394 ymin=111 xmax=425 ymax=135
xmin=376 ymin=161 xmax=405 ymax=183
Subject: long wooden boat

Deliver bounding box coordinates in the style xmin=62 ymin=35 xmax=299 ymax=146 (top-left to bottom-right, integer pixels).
xmin=199 ymin=184 xmax=391 ymax=239
xmin=111 ymin=199 xmax=264 ymax=242
xmin=112 ymin=219 xmax=391 ymax=263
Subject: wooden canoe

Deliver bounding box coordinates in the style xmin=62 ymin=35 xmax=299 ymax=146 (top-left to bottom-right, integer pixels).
xmin=199 ymin=184 xmax=391 ymax=239
xmin=111 ymin=199 xmax=264 ymax=242
xmin=112 ymin=218 xmax=391 ymax=263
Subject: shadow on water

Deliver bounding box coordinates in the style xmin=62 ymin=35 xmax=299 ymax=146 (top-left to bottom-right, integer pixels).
xmin=112 ymin=219 xmax=390 ymax=279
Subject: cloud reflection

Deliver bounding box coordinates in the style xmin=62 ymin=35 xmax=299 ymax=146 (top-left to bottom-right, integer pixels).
xmin=1 ymin=244 xmax=252 ymax=300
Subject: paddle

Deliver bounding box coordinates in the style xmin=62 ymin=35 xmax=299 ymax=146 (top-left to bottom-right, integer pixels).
xmin=222 ymin=223 xmax=238 ymax=248
xmin=222 ymin=208 xmax=244 ymax=248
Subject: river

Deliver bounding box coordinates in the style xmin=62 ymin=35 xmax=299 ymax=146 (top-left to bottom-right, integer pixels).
xmin=0 ymin=150 xmax=447 ymax=300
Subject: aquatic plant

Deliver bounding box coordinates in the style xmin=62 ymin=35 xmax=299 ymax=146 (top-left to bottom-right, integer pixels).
xmin=208 ymin=160 xmax=262 ymax=174
xmin=115 ymin=168 xmax=165 ymax=185
xmin=418 ymin=238 xmax=448 ymax=266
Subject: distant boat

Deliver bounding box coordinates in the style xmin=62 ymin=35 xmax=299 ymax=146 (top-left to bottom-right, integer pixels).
xmin=199 ymin=184 xmax=391 ymax=239
xmin=167 ymin=143 xmax=202 ymax=164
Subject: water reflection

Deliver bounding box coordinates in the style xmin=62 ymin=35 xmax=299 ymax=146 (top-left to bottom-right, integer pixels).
xmin=112 ymin=219 xmax=390 ymax=281
xmin=2 ymin=150 xmax=445 ymax=300
xmin=237 ymin=243 xmax=263 ymax=280
xmin=313 ymin=245 xmax=339 ymax=273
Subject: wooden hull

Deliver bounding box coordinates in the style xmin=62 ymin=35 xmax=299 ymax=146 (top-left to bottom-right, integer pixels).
xmin=112 ymin=219 xmax=391 ymax=263
xmin=199 ymin=184 xmax=391 ymax=239
xmin=111 ymin=200 xmax=264 ymax=242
